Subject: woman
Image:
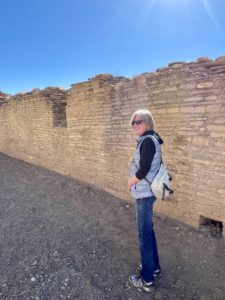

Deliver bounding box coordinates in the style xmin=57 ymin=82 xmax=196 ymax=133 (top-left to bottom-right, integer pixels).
xmin=128 ymin=109 xmax=163 ymax=292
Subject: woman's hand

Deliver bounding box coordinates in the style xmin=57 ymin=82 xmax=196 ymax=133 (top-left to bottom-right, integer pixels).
xmin=128 ymin=176 xmax=139 ymax=191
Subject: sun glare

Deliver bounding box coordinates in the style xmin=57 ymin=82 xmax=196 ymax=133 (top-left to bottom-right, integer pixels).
xmin=200 ymin=0 xmax=223 ymax=36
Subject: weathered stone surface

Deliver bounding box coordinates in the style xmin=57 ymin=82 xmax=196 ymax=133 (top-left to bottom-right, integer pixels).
xmin=215 ymin=55 xmax=225 ymax=62
xmin=0 ymin=55 xmax=225 ymax=230
xmin=168 ymin=61 xmax=186 ymax=67
xmin=197 ymin=57 xmax=212 ymax=62
xmin=197 ymin=82 xmax=214 ymax=89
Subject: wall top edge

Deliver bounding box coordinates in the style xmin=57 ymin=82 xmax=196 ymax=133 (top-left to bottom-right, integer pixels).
xmin=0 ymin=87 xmax=69 ymax=105
xmin=71 ymin=55 xmax=225 ymax=90
xmin=1 ymin=55 xmax=225 ymax=99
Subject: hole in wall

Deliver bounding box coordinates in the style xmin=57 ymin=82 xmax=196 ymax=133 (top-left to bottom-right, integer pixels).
xmin=199 ymin=216 xmax=223 ymax=238
xmin=52 ymin=103 xmax=67 ymax=128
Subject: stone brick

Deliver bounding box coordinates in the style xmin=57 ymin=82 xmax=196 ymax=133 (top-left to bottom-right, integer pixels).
xmin=167 ymin=107 xmax=180 ymax=114
xmin=164 ymin=86 xmax=178 ymax=92
xmin=215 ymin=55 xmax=225 ymax=62
xmin=192 ymin=136 xmax=209 ymax=146
xmin=195 ymin=106 xmax=206 ymax=113
xmin=189 ymin=121 xmax=204 ymax=127
xmin=207 ymin=125 xmax=225 ymax=132
xmin=205 ymin=95 xmax=217 ymax=101
xmin=197 ymin=82 xmax=214 ymax=88
xmin=180 ymin=83 xmax=197 ymax=90
xmin=180 ymin=106 xmax=195 ymax=113
xmin=206 ymin=104 xmax=223 ymax=112
xmin=183 ymin=96 xmax=203 ymax=102
xmin=218 ymin=189 xmax=225 ymax=195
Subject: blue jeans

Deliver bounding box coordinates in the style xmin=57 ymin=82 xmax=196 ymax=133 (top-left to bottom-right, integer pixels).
xmin=135 ymin=196 xmax=160 ymax=282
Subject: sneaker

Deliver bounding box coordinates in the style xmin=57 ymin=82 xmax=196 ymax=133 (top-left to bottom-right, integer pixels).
xmin=129 ymin=274 xmax=154 ymax=293
xmin=138 ymin=264 xmax=161 ymax=278
xmin=153 ymin=268 xmax=161 ymax=278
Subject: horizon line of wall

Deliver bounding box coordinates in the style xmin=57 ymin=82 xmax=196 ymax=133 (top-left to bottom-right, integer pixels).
xmin=0 ymin=55 xmax=225 ymax=235
xmin=1 ymin=55 xmax=225 ymax=98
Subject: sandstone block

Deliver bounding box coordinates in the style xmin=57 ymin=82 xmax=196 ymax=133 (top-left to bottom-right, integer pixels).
xmin=164 ymin=86 xmax=178 ymax=92
xmin=197 ymin=82 xmax=214 ymax=88
xmin=206 ymin=105 xmax=223 ymax=112
xmin=205 ymin=95 xmax=217 ymax=101
xmin=192 ymin=136 xmax=209 ymax=146
xmin=195 ymin=106 xmax=206 ymax=113
xmin=167 ymin=107 xmax=180 ymax=113
xmin=207 ymin=125 xmax=225 ymax=132
xmin=180 ymin=106 xmax=195 ymax=113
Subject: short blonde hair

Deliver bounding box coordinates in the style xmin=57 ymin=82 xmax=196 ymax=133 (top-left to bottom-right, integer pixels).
xmin=130 ymin=109 xmax=155 ymax=130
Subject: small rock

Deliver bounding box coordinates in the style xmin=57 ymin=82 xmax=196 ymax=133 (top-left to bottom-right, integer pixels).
xmin=31 ymin=277 xmax=36 ymax=282
xmin=125 ymin=282 xmax=130 ymax=290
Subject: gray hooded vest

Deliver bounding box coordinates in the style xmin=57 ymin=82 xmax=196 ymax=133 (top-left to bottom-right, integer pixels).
xmin=130 ymin=134 xmax=161 ymax=199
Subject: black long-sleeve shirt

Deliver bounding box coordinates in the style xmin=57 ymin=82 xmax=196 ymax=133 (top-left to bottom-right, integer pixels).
xmin=135 ymin=131 xmax=163 ymax=180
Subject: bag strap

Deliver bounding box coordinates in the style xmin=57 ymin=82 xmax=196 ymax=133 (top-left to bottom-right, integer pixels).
xmin=163 ymin=183 xmax=174 ymax=200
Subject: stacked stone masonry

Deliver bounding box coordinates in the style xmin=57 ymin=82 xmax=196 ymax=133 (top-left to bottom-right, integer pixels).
xmin=0 ymin=56 xmax=225 ymax=233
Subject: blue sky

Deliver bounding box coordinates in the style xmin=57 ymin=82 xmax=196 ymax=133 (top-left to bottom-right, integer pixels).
xmin=0 ymin=0 xmax=225 ymax=95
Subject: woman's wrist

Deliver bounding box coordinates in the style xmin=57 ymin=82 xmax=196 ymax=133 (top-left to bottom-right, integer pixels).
xmin=128 ymin=176 xmax=139 ymax=190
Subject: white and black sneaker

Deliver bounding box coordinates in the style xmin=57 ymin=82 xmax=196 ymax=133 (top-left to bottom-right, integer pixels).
xmin=129 ymin=275 xmax=154 ymax=293
xmin=138 ymin=264 xmax=161 ymax=278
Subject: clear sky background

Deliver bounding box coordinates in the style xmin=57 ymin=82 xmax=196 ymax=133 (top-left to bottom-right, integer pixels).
xmin=0 ymin=0 xmax=225 ymax=95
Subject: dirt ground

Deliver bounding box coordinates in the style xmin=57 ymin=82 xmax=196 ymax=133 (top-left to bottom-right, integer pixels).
xmin=0 ymin=152 xmax=225 ymax=300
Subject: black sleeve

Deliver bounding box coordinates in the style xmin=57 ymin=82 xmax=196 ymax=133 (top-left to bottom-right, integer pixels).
xmin=135 ymin=138 xmax=156 ymax=180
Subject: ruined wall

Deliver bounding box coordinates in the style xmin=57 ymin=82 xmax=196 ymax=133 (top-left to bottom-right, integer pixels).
xmin=0 ymin=88 xmax=69 ymax=174
xmin=0 ymin=56 xmax=225 ymax=230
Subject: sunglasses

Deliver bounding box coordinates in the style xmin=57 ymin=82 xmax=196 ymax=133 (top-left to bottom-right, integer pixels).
xmin=131 ymin=120 xmax=143 ymax=126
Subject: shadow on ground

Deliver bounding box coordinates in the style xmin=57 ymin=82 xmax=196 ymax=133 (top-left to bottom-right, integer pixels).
xmin=0 ymin=152 xmax=225 ymax=300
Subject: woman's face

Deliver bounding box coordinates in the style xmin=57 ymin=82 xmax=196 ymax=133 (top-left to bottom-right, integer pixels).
xmin=131 ymin=115 xmax=148 ymax=136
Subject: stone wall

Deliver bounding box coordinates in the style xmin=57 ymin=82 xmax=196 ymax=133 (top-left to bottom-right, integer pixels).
xmin=0 ymin=88 xmax=69 ymax=174
xmin=1 ymin=56 xmax=225 ymax=231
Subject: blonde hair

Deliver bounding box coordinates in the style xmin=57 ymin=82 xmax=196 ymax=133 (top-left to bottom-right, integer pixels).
xmin=130 ymin=109 xmax=155 ymax=130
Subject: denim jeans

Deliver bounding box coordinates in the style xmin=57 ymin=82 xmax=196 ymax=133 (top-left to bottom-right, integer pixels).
xmin=135 ymin=196 xmax=160 ymax=282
